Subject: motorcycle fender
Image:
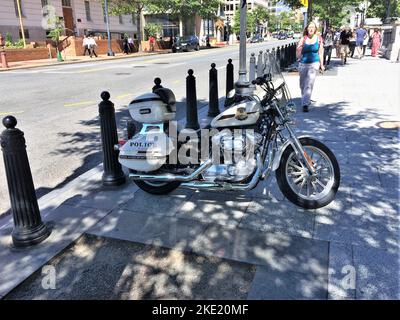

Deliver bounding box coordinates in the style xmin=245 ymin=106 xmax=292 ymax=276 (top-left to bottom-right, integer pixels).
xmin=271 ymin=135 xmax=314 ymax=171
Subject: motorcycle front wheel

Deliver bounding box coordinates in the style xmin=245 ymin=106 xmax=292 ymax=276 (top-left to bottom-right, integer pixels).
xmin=276 ymin=137 xmax=340 ymax=209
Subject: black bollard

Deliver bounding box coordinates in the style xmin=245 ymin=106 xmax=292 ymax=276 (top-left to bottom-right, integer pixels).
xmin=226 ymin=58 xmax=234 ymax=97
xmin=1 ymin=116 xmax=51 ymax=247
xmin=284 ymin=45 xmax=289 ymax=69
xmin=208 ymin=63 xmax=220 ymax=117
xmin=185 ymin=69 xmax=200 ymax=130
xmin=276 ymin=47 xmax=281 ymax=70
xmin=280 ymin=46 xmax=285 ymax=71
xmin=152 ymin=77 xmax=163 ymax=92
xmin=99 ymin=91 xmax=126 ymax=186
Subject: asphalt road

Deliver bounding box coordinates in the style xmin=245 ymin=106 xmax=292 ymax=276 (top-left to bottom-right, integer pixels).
xmin=0 ymin=40 xmax=294 ymax=216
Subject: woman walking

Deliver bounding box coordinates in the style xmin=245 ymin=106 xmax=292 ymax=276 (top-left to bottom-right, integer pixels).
xmin=371 ymin=28 xmax=381 ymax=57
xmin=296 ymin=21 xmax=324 ymax=112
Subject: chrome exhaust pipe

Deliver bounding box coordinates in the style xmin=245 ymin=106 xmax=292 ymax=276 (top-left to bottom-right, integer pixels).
xmin=128 ymin=159 xmax=213 ymax=182
xmin=181 ymin=154 xmax=262 ymax=191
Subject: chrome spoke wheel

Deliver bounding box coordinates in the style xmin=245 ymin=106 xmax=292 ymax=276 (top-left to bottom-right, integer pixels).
xmin=285 ymin=146 xmax=335 ymax=201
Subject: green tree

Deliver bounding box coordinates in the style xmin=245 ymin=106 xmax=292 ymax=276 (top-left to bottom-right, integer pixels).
xmin=232 ymin=9 xmax=256 ymax=35
xmin=366 ymin=0 xmax=399 ymax=22
xmin=283 ymin=0 xmax=365 ymax=29
xmin=150 ymin=0 xmax=222 ymax=35
xmin=144 ymin=22 xmax=162 ymax=40
xmin=47 ymin=16 xmax=65 ymax=61
xmin=108 ymin=0 xmax=162 ymax=52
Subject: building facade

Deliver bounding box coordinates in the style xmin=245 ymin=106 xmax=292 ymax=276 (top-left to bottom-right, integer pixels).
xmin=0 ymin=0 xmax=138 ymax=42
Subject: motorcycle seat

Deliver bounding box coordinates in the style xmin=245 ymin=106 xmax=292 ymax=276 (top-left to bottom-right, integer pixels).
xmin=154 ymin=88 xmax=176 ymax=106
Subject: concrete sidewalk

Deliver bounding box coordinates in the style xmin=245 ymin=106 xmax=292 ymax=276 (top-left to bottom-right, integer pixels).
xmin=0 ymin=53 xmax=399 ymax=300
xmin=0 ymin=50 xmax=171 ymax=72
xmin=0 ymin=43 xmax=233 ymax=72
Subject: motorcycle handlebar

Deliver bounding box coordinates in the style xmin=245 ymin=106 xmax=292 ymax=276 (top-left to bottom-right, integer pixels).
xmin=251 ymin=77 xmax=266 ymax=85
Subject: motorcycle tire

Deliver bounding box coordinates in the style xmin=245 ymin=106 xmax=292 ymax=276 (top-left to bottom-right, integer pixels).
xmin=276 ymin=137 xmax=340 ymax=209
xmin=134 ymin=180 xmax=181 ymax=195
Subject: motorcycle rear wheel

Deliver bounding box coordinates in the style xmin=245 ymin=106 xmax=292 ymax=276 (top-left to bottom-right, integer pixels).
xmin=276 ymin=137 xmax=340 ymax=209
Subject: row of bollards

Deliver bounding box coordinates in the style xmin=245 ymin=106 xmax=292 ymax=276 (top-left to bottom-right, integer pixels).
xmin=0 ymin=42 xmax=296 ymax=248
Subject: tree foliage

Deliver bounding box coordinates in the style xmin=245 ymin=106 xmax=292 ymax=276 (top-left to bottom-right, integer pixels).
xmin=149 ymin=0 xmax=222 ymax=19
xmin=232 ymin=7 xmax=270 ymax=35
xmin=366 ymin=0 xmax=399 ymax=21
xmin=282 ymin=0 xmax=367 ymax=28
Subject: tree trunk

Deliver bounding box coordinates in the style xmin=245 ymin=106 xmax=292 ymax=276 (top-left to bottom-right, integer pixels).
xmin=385 ymin=0 xmax=391 ymax=22
xmin=136 ymin=8 xmax=143 ymax=52
xmin=307 ymin=0 xmax=313 ymax=21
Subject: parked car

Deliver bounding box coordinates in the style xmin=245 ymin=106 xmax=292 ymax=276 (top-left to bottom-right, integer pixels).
xmin=249 ymin=34 xmax=264 ymax=43
xmin=293 ymin=32 xmax=302 ymax=39
xmin=277 ymin=32 xmax=288 ymax=40
xmin=172 ymin=35 xmax=200 ymax=53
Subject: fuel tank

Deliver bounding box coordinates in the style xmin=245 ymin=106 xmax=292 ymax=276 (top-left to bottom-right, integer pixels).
xmin=211 ymin=100 xmax=262 ymax=128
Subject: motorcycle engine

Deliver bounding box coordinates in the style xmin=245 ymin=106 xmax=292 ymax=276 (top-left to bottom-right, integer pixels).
xmin=202 ymin=130 xmax=263 ymax=182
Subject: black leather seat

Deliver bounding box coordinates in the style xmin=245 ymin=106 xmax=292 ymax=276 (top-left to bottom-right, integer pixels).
xmin=154 ymin=88 xmax=176 ymax=106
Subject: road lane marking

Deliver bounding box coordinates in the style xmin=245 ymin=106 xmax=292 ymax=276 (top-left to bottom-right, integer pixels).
xmin=0 ymin=110 xmax=24 ymax=116
xmin=76 ymin=67 xmax=112 ymax=73
xmin=116 ymin=93 xmax=133 ymax=100
xmin=162 ymin=62 xmax=186 ymax=68
xmin=64 ymin=101 xmax=96 ymax=107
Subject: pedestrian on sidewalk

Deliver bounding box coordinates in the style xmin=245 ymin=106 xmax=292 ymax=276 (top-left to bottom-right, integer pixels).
xmin=149 ymin=35 xmax=155 ymax=52
xmin=123 ymin=36 xmax=130 ymax=55
xmin=296 ymin=21 xmax=324 ymax=113
xmin=128 ymin=36 xmax=134 ymax=53
xmin=349 ymin=29 xmax=356 ymax=58
xmin=88 ymin=35 xmax=98 ymax=58
xmin=334 ymin=28 xmax=341 ymax=58
xmin=363 ymin=30 xmax=369 ymax=56
xmin=371 ymin=28 xmax=381 ymax=57
xmin=339 ymin=27 xmax=351 ymax=65
xmin=355 ymin=25 xmax=367 ymax=58
xmin=323 ymin=28 xmax=334 ymax=66
xmin=82 ymin=35 xmax=90 ymax=56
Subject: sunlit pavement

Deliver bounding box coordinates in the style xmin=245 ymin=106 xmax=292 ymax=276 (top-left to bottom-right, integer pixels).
xmin=0 ymin=49 xmax=399 ymax=300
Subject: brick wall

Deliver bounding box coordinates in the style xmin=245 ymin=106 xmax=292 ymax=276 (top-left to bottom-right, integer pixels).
xmin=4 ymin=47 xmax=57 ymax=62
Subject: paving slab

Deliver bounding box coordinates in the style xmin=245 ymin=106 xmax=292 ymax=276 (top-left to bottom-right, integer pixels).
xmin=88 ymin=208 xmax=209 ymax=252
xmin=120 ymin=187 xmax=193 ymax=216
xmin=190 ymin=225 xmax=329 ymax=277
xmin=175 ymin=191 xmax=251 ymax=228
xmin=4 ymin=234 xmax=256 ymax=300
xmin=0 ymin=204 xmax=110 ymax=298
xmin=314 ymin=209 xmax=399 ymax=252
xmin=327 ymin=242 xmax=356 ymax=300
xmin=247 ymin=265 xmax=328 ymax=300
xmin=353 ymin=245 xmax=400 ymax=299
xmin=240 ymin=198 xmax=315 ymax=238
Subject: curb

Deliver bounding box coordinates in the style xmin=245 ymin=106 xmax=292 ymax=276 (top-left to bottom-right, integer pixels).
xmin=0 ymin=50 xmax=172 ymax=72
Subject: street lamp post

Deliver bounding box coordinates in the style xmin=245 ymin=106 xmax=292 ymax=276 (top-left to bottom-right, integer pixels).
xmin=104 ymin=0 xmax=114 ymax=56
xmin=235 ymin=0 xmax=251 ymax=94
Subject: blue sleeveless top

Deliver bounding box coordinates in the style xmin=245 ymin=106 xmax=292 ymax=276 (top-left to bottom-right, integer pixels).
xmin=301 ymin=37 xmax=320 ymax=64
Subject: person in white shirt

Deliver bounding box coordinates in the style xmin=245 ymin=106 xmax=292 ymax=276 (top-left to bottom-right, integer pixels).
xmin=82 ymin=35 xmax=90 ymax=56
xmin=88 ymin=35 xmax=97 ymax=58
xmin=128 ymin=36 xmax=134 ymax=53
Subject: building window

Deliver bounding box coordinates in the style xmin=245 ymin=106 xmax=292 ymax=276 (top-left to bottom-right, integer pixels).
xmin=19 ymin=28 xmax=29 ymax=39
xmin=62 ymin=0 xmax=71 ymax=6
xmin=85 ymin=1 xmax=91 ymax=21
xmin=41 ymin=0 xmax=48 ymax=17
xmin=119 ymin=15 xmax=123 ymax=24
xmin=14 ymin=0 xmax=25 ymax=17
